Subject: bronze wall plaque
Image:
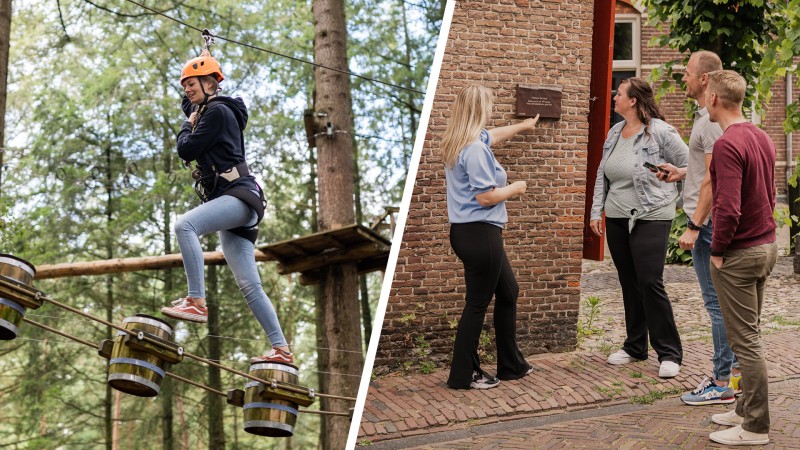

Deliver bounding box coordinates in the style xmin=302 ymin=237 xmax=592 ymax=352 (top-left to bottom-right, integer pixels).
xmin=515 ymin=85 xmax=562 ymax=119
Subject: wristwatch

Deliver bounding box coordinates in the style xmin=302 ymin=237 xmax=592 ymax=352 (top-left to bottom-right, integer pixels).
xmin=686 ymin=221 xmax=702 ymax=231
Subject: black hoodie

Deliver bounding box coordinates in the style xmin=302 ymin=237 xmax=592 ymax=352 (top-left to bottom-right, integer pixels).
xmin=177 ymin=95 xmax=258 ymax=200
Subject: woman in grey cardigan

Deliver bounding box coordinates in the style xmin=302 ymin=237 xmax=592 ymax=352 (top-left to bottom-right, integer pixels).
xmin=589 ymin=78 xmax=688 ymax=378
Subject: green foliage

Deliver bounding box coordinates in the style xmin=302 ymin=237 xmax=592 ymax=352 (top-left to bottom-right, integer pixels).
xmin=576 ymin=296 xmax=603 ymax=345
xmin=775 ymin=206 xmax=798 ymax=229
xmin=757 ymin=0 xmax=800 ymax=224
xmin=477 ymin=329 xmax=495 ymax=363
xmin=666 ymin=209 xmax=693 ymax=265
xmin=629 ymin=387 xmax=683 ymax=405
xmin=645 ymin=1 xmax=800 ymax=244
xmin=644 ymin=0 xmax=779 ymax=110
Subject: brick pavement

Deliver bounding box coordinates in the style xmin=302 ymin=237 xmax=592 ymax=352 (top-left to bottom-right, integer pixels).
xmin=358 ymin=256 xmax=800 ymax=446
xmin=418 ymin=377 xmax=800 ymax=449
xmin=359 ymin=330 xmax=800 ymax=445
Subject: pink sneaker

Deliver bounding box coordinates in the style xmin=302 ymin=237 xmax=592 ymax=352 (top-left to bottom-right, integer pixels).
xmin=161 ymin=297 xmax=208 ymax=323
xmin=250 ymin=348 xmax=294 ymax=365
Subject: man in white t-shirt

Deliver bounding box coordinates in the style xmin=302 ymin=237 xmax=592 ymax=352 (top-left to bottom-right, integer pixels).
xmin=659 ymin=51 xmax=740 ymax=405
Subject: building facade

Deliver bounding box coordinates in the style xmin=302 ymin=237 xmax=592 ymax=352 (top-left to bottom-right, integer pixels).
xmin=375 ymin=0 xmax=597 ymax=371
xmin=374 ymin=0 xmax=798 ymax=372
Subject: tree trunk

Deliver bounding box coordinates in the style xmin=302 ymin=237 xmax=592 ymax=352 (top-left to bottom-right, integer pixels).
xmin=351 ymin=119 xmax=372 ymax=346
xmin=312 ymin=0 xmax=364 ymax=447
xmin=104 ymin=142 xmax=115 ymax=450
xmin=0 ymin=0 xmax=11 ymax=198
xmin=206 ymin=236 xmax=226 ymax=449
xmin=161 ymin=138 xmax=175 ymax=450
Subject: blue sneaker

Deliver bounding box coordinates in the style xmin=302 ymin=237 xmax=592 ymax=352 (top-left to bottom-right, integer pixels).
xmin=681 ymin=376 xmax=735 ymax=406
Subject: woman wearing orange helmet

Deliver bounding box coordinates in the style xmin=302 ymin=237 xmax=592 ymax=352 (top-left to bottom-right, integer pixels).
xmin=161 ymin=50 xmax=293 ymax=366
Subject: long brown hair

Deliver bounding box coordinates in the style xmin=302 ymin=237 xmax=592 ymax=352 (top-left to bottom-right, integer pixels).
xmin=621 ymin=78 xmax=665 ymax=127
xmin=440 ymin=85 xmax=494 ymax=168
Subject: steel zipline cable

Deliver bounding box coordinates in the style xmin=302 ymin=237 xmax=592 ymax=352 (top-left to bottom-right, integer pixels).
xmin=21 ymin=290 xmax=357 ymax=403
xmin=20 ymin=317 xmax=350 ymax=417
xmin=26 ymin=313 xmax=365 ymax=358
xmin=118 ymin=0 xmax=425 ymax=96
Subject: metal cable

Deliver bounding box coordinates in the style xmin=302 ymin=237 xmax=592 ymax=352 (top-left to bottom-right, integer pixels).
xmin=118 ymin=0 xmax=424 ymax=95
xmin=22 ymin=317 xmax=100 ymax=349
xmin=19 ymin=317 xmax=353 ymax=415
xmin=24 ymin=317 xmax=365 ymax=357
xmin=37 ymin=294 xmax=356 ymax=402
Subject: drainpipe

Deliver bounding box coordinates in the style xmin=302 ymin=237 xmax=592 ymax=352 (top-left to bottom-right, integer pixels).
xmin=787 ymin=73 xmax=794 ymax=185
xmin=788 ymin=73 xmax=800 ymax=255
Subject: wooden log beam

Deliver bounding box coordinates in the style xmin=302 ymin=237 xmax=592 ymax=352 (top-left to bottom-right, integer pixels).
xmin=34 ymin=251 xmax=269 ymax=280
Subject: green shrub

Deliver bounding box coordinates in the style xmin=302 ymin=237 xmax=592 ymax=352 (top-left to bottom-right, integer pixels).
xmin=666 ymin=209 xmax=693 ymax=265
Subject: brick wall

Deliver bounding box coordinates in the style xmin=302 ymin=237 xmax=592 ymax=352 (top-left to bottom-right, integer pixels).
xmin=375 ymin=0 xmax=594 ymax=372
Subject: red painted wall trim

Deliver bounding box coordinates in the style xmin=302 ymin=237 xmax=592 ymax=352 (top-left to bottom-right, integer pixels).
xmin=583 ymin=0 xmax=616 ymax=260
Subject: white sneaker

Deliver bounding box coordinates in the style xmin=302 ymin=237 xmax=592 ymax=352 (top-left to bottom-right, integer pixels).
xmin=712 ymin=409 xmax=745 ymax=426
xmin=607 ymin=349 xmax=637 ymax=365
xmin=659 ymin=361 xmax=680 ymax=378
xmin=470 ymin=371 xmax=500 ymax=389
xmin=709 ymin=425 xmax=769 ymax=446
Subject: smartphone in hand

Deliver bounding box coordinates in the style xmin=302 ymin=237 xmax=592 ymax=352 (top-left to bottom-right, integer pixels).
xmin=643 ymin=161 xmax=666 ymax=174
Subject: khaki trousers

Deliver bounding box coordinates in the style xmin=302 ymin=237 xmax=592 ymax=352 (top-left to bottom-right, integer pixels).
xmin=710 ymin=242 xmax=778 ymax=434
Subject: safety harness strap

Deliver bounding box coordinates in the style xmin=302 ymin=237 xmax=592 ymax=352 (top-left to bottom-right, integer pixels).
xmin=222 ymin=187 xmax=266 ymax=244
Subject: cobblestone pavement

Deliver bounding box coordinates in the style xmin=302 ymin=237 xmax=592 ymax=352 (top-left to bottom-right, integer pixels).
xmin=358 ymin=255 xmax=800 ymax=447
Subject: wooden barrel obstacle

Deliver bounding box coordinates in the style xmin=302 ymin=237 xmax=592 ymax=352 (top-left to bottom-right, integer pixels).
xmin=0 ymin=253 xmax=44 ymax=340
xmin=224 ymin=362 xmax=315 ymax=437
xmin=0 ymin=252 xmax=332 ymax=437
xmin=99 ymin=314 xmax=183 ymax=397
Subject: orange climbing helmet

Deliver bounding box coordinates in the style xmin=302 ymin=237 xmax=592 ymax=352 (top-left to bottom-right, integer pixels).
xmin=180 ymin=49 xmax=225 ymax=84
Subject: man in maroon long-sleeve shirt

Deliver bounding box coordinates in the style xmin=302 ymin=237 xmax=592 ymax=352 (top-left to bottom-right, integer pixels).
xmin=705 ymin=70 xmax=778 ymax=447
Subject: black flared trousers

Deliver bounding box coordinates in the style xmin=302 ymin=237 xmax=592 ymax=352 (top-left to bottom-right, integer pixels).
xmin=447 ymin=222 xmax=531 ymax=389
xmin=605 ymin=217 xmax=682 ymax=364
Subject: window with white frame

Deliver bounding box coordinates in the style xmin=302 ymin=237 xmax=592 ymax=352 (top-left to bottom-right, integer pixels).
xmin=613 ymin=15 xmax=640 ymax=72
xmin=611 ymin=14 xmax=641 ymax=126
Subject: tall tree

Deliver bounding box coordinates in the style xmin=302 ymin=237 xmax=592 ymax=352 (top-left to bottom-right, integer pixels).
xmin=0 ymin=0 xmax=11 ymax=198
xmin=312 ymin=0 xmax=364 ymax=447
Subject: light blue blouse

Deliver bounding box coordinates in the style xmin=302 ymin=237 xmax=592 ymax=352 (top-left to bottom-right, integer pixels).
xmin=445 ymin=130 xmax=508 ymax=228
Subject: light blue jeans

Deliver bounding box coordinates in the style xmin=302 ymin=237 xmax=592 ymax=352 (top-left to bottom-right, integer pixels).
xmin=175 ymin=194 xmax=288 ymax=348
xmin=691 ymin=220 xmax=738 ymax=380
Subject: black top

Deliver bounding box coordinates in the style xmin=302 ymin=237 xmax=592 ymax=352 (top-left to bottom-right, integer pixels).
xmin=177 ymin=95 xmax=258 ymax=199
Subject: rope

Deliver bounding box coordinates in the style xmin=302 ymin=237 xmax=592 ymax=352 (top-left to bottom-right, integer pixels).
xmin=37 ymin=294 xmax=356 ymax=402
xmin=19 ymin=317 xmax=353 ymax=416
xmin=118 ymin=0 xmax=424 ymax=95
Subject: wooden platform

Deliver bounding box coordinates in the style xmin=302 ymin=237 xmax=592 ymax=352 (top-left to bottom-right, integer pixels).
xmin=258 ymin=224 xmax=391 ymax=285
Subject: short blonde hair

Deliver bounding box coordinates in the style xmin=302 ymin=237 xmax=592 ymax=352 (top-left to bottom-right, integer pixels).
xmin=440 ymin=85 xmax=494 ymax=168
xmin=707 ymin=70 xmax=746 ymax=109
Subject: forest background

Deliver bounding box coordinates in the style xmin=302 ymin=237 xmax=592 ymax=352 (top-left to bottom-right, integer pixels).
xmin=0 ymin=0 xmax=443 ymax=448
